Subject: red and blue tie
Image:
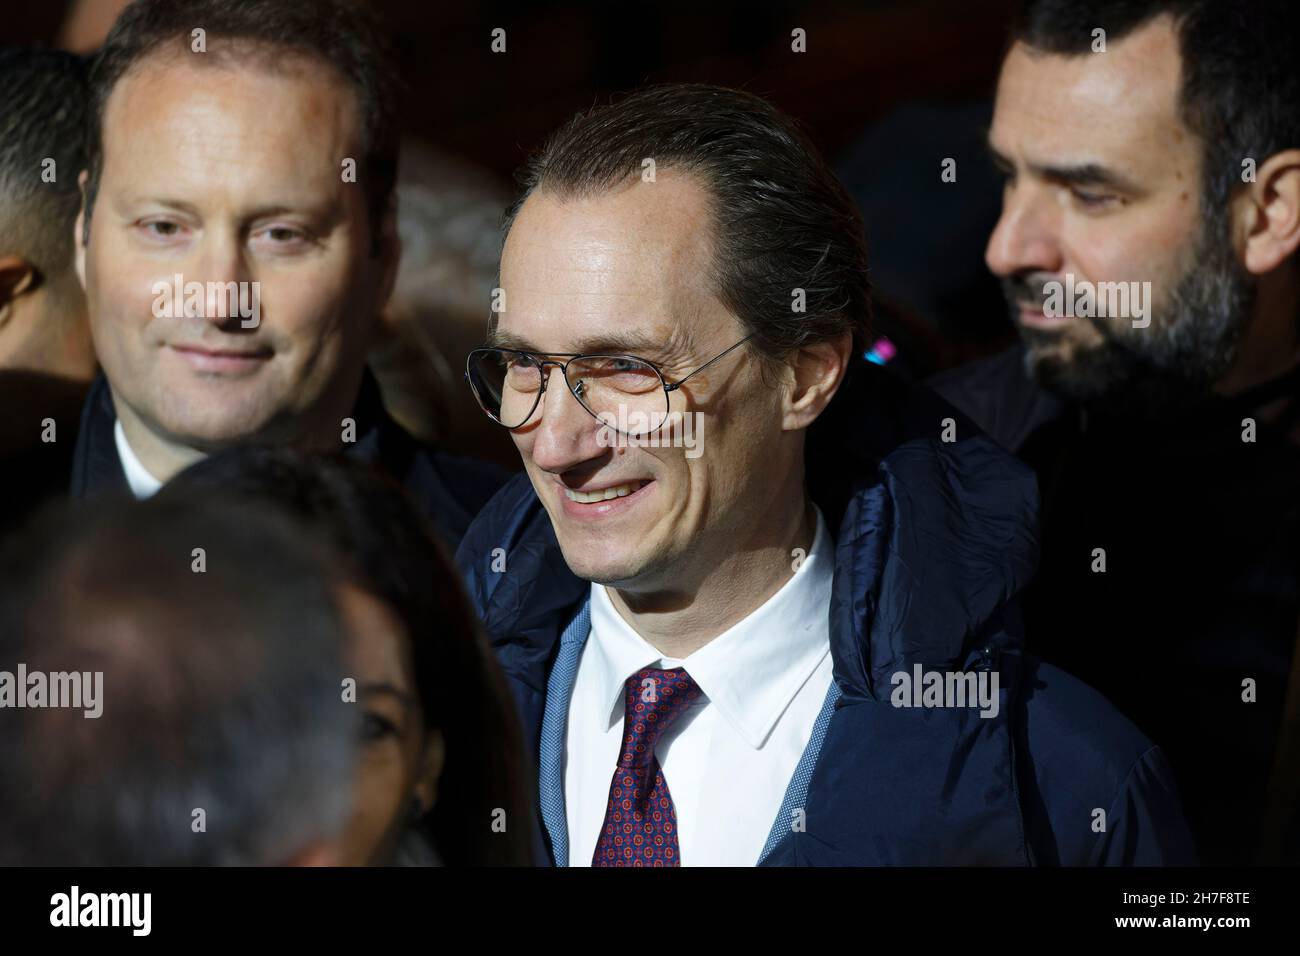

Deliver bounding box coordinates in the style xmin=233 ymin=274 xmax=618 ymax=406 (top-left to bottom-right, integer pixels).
xmin=592 ymin=666 xmax=702 ymax=866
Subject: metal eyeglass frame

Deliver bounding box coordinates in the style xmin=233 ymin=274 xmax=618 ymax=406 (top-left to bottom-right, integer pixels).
xmin=466 ymin=333 xmax=754 ymax=434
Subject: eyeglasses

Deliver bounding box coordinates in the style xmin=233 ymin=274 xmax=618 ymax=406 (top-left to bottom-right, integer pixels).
xmin=465 ymin=335 xmax=753 ymax=437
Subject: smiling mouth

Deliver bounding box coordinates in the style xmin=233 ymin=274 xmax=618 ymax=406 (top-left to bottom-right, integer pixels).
xmin=563 ymin=480 xmax=650 ymax=503
xmin=167 ymin=343 xmax=273 ymax=374
xmin=170 ymin=344 xmax=272 ymax=359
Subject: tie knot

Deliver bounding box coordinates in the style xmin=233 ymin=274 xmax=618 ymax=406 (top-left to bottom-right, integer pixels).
xmin=618 ymin=667 xmax=701 ymax=768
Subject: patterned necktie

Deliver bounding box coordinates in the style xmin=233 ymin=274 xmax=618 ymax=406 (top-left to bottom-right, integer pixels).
xmin=592 ymin=666 xmax=702 ymax=866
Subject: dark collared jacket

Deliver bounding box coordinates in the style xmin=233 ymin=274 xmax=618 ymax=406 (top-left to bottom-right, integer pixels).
xmin=929 ymin=345 xmax=1300 ymax=864
xmin=70 ymin=372 xmax=509 ymax=550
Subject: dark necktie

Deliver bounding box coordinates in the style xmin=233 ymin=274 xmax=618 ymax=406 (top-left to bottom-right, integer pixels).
xmin=592 ymin=666 xmax=702 ymax=866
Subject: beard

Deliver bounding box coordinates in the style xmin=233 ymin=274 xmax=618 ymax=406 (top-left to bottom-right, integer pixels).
xmin=1003 ymin=210 xmax=1255 ymax=417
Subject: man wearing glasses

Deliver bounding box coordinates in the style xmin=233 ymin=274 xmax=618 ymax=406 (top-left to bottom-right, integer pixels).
xmin=457 ymin=83 xmax=1194 ymax=866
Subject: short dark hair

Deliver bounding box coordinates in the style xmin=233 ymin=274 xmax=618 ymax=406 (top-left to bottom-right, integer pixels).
xmin=0 ymin=47 xmax=88 ymax=279
xmin=84 ymin=0 xmax=399 ymax=246
xmin=0 ymin=493 xmax=354 ymax=866
xmin=164 ymin=449 xmax=536 ymax=866
xmin=503 ymin=83 xmax=873 ymax=364
xmin=1014 ymin=0 xmax=1300 ymax=229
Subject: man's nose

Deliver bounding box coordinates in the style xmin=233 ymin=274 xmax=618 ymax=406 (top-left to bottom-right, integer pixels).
xmin=527 ymin=365 xmax=606 ymax=475
xmin=194 ymin=233 xmax=252 ymax=326
xmin=985 ymin=188 xmax=1063 ymax=279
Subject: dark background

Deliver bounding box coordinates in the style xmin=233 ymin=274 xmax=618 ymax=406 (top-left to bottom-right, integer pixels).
xmin=4 ymin=0 xmax=1013 ymax=174
xmin=4 ymin=0 xmax=1022 ymax=368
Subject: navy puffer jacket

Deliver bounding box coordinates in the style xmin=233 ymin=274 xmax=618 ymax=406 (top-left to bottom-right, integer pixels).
xmin=456 ymin=363 xmax=1196 ymax=865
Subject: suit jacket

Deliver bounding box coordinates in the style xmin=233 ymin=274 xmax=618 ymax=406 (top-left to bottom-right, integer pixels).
xmin=69 ymin=371 xmax=509 ymax=550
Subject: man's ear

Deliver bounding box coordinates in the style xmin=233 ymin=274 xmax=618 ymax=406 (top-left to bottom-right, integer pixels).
xmin=1239 ymin=149 xmax=1300 ymax=275
xmin=412 ymin=728 xmax=445 ymax=816
xmin=0 ymin=255 xmax=38 ymax=330
xmin=781 ymin=331 xmax=853 ymax=432
xmin=74 ymin=169 xmax=90 ymax=292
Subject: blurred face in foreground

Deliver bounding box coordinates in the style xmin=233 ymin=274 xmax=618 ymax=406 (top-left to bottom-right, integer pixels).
xmin=335 ymin=583 xmax=442 ymax=866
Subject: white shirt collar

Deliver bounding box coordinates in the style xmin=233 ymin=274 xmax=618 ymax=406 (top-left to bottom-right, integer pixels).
xmin=586 ymin=505 xmax=834 ymax=750
xmin=114 ymin=420 xmax=164 ymax=499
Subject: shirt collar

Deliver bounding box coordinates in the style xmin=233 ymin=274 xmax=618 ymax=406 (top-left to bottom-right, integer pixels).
xmin=113 ymin=420 xmax=163 ymax=499
xmin=585 ymin=505 xmax=834 ymax=749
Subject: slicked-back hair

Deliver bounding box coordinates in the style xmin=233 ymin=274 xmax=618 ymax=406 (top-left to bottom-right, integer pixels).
xmin=503 ymin=83 xmax=873 ymax=366
xmin=0 ymin=47 xmax=88 ymax=280
xmin=1014 ymin=0 xmax=1300 ymax=239
xmin=84 ymin=0 xmax=399 ymax=247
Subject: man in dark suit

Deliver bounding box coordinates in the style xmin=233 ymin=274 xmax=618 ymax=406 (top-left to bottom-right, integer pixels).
xmin=63 ymin=0 xmax=503 ymax=546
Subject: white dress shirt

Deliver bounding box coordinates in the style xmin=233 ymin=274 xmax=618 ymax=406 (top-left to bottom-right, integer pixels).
xmin=564 ymin=505 xmax=834 ymax=866
xmin=114 ymin=420 xmax=163 ymax=499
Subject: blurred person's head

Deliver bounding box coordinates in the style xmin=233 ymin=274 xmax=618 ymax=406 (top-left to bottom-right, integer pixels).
xmin=476 ymin=83 xmax=866 ymax=592
xmin=988 ymin=0 xmax=1300 ymax=409
xmin=165 ymin=448 xmax=535 ymax=866
xmin=370 ymin=141 xmax=515 ymax=462
xmin=0 ymin=48 xmax=94 ymax=385
xmin=0 ymin=494 xmax=355 ymax=866
xmin=75 ymin=0 xmax=401 ymax=482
